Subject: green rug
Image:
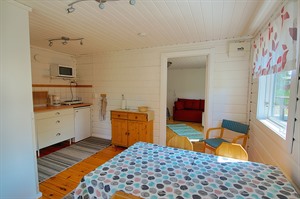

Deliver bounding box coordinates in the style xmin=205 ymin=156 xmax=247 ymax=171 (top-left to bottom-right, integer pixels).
xmin=167 ymin=124 xmax=204 ymax=141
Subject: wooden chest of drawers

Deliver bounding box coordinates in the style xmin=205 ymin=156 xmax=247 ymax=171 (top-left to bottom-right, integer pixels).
xmin=111 ymin=110 xmax=154 ymax=147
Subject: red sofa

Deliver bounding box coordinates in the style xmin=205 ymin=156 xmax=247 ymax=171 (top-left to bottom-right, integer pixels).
xmin=173 ymin=98 xmax=205 ymax=123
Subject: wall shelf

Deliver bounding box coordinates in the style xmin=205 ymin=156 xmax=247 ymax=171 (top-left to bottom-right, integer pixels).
xmin=32 ymin=84 xmax=92 ymax=88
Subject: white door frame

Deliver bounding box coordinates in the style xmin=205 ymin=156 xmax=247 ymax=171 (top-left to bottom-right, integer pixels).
xmin=160 ymin=48 xmax=215 ymax=146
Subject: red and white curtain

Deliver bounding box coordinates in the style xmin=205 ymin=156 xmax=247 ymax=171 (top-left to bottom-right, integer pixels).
xmin=252 ymin=0 xmax=298 ymax=78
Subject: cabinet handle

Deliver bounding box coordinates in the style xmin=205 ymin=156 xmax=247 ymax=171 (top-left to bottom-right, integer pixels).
xmin=56 ymin=112 xmax=60 ymax=115
xmin=135 ymin=116 xmax=138 ymax=119
xmin=56 ymin=120 xmax=60 ymax=123
xmin=56 ymin=133 xmax=61 ymax=136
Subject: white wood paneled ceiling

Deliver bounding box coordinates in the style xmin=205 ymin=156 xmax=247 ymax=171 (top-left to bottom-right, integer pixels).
xmin=16 ymin=0 xmax=282 ymax=55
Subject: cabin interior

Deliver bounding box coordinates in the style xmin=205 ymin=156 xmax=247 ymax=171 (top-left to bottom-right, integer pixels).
xmin=1 ymin=0 xmax=299 ymax=198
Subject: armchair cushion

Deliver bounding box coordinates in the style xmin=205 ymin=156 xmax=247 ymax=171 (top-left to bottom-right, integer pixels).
xmin=204 ymin=138 xmax=229 ymax=149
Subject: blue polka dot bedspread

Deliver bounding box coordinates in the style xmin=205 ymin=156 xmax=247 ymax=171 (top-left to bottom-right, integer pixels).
xmin=73 ymin=142 xmax=299 ymax=199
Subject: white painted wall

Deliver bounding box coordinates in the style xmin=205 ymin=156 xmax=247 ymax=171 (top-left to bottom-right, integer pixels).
xmin=30 ymin=47 xmax=94 ymax=105
xmin=167 ymin=68 xmax=206 ymax=116
xmin=76 ymin=40 xmax=250 ymax=144
xmin=0 ymin=1 xmax=41 ymax=198
xmin=31 ymin=46 xmax=76 ymax=84
xmin=30 ymin=47 xmax=84 ymax=102
xmin=249 ymin=73 xmax=300 ymax=192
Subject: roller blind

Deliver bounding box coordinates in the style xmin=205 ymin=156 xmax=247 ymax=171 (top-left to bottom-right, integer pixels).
xmin=252 ymin=0 xmax=298 ymax=78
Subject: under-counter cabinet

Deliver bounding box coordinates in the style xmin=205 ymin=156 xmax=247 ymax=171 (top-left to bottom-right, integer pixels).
xmin=111 ymin=110 xmax=154 ymax=147
xmin=74 ymin=106 xmax=91 ymax=142
xmin=35 ymin=108 xmax=75 ymax=154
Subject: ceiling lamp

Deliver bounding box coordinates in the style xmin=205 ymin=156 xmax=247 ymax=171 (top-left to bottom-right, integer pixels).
xmin=67 ymin=0 xmax=136 ymax=13
xmin=48 ymin=36 xmax=84 ymax=47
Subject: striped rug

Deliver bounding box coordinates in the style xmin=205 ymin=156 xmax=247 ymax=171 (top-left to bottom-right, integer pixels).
xmin=37 ymin=137 xmax=111 ymax=182
xmin=167 ymin=124 xmax=204 ymax=141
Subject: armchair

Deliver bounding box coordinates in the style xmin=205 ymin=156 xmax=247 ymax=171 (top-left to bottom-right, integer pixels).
xmin=204 ymin=119 xmax=249 ymax=153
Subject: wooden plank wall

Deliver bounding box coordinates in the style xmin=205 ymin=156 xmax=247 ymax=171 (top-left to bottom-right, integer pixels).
xmin=76 ymin=40 xmax=250 ymax=144
xmin=249 ymin=74 xmax=300 ymax=192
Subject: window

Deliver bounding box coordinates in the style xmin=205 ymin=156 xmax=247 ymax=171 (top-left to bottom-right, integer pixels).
xmin=257 ymin=70 xmax=292 ymax=139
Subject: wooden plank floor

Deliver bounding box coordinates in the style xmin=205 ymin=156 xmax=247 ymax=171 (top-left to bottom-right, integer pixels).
xmin=39 ymin=145 xmax=125 ymax=199
xmin=39 ymin=120 xmax=203 ymax=198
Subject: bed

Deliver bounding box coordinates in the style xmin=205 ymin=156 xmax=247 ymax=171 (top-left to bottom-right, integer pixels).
xmin=74 ymin=142 xmax=299 ymax=198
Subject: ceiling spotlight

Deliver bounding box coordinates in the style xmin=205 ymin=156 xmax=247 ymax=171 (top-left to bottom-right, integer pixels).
xmin=67 ymin=0 xmax=135 ymax=13
xmin=67 ymin=6 xmax=75 ymax=13
xmin=48 ymin=36 xmax=84 ymax=47
xmin=129 ymin=0 xmax=136 ymax=5
xmin=99 ymin=2 xmax=105 ymax=9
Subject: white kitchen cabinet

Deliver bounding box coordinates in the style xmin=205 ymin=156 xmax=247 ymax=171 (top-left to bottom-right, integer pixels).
xmin=35 ymin=108 xmax=75 ymax=154
xmin=74 ymin=106 xmax=91 ymax=142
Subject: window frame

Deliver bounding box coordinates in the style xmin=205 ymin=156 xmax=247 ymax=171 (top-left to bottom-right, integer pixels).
xmin=257 ymin=71 xmax=293 ymax=139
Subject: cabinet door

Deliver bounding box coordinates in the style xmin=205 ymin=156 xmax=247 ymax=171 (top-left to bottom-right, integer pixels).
xmin=111 ymin=119 xmax=128 ymax=147
xmin=137 ymin=122 xmax=151 ymax=143
xmin=74 ymin=107 xmax=91 ymax=142
xmin=127 ymin=121 xmax=140 ymax=146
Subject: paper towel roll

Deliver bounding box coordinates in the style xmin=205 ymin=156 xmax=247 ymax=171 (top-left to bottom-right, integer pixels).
xmin=121 ymin=99 xmax=126 ymax=109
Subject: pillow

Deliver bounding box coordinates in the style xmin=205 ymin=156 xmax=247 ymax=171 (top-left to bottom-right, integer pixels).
xmin=175 ymin=101 xmax=184 ymax=110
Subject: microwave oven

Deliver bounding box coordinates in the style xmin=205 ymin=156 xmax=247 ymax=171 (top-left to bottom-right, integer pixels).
xmin=50 ymin=64 xmax=76 ymax=78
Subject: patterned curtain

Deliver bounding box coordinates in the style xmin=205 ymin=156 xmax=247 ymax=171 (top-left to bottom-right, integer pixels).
xmin=252 ymin=0 xmax=298 ymax=78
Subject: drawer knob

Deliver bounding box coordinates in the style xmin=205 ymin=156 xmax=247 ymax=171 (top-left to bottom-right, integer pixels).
xmin=118 ymin=114 xmax=120 ymax=117
xmin=135 ymin=116 xmax=138 ymax=119
xmin=56 ymin=133 xmax=61 ymax=136
xmin=56 ymin=120 xmax=60 ymax=123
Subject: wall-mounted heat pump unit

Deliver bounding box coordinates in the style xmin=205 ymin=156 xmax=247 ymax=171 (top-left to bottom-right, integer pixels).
xmin=229 ymin=41 xmax=250 ymax=57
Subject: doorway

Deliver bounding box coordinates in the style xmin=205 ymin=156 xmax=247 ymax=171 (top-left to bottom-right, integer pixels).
xmin=160 ymin=49 xmax=215 ymax=146
xmin=167 ymin=56 xmax=206 ymax=120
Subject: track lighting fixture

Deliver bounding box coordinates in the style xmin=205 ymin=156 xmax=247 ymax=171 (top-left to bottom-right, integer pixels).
xmin=66 ymin=0 xmax=136 ymax=13
xmin=48 ymin=36 xmax=84 ymax=47
xmin=67 ymin=6 xmax=75 ymax=13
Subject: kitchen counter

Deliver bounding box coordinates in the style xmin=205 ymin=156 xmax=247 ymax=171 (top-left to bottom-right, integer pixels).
xmin=34 ymin=103 xmax=92 ymax=113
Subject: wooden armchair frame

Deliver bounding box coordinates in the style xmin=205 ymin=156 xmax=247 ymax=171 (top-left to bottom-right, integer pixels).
xmin=215 ymin=142 xmax=248 ymax=161
xmin=204 ymin=119 xmax=249 ymax=153
xmin=167 ymin=135 xmax=193 ymax=151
